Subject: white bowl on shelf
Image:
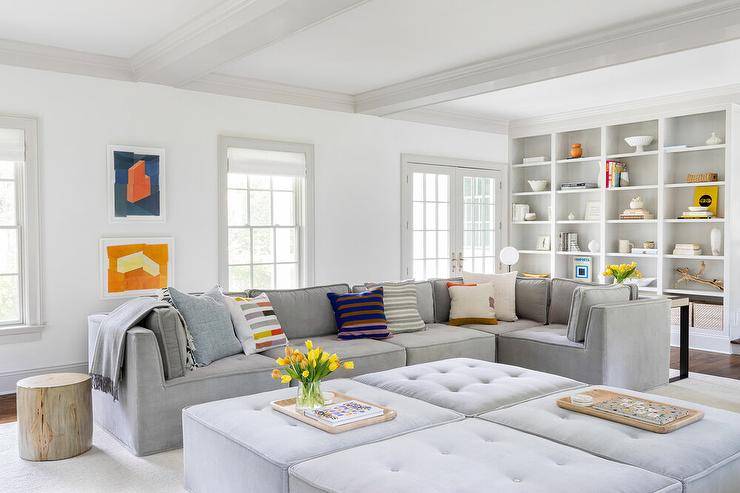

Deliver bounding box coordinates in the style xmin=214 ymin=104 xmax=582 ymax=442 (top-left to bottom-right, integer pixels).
xmin=625 ymin=277 xmax=656 ymax=287
xmin=624 ymin=136 xmax=654 ymax=153
xmin=528 ymin=180 xmax=548 ymax=192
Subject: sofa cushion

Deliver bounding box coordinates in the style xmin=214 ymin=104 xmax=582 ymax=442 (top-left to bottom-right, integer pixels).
xmin=548 ymin=278 xmax=600 ymax=325
xmin=500 ymin=323 xmax=583 ymax=348
xmin=431 ymin=277 xmax=462 ymax=323
xmin=567 ymin=285 xmax=630 ymax=342
xmin=289 ymin=419 xmax=681 ymax=493
xmin=463 ymin=318 xmax=543 ymax=336
xmin=515 ymin=277 xmax=550 ymax=323
xmin=142 ymin=306 xmax=188 ymax=379
xmin=355 ymin=358 xmax=585 ymax=416
xmin=384 ymin=324 xmax=495 ymax=365
xmin=364 ymin=281 xmax=425 ymax=333
xmin=249 ymin=284 xmax=349 ymax=339
xmin=353 ymin=280 xmax=434 ymax=324
xmin=168 ymin=286 xmax=242 ymax=366
xmin=261 ymin=335 xmax=405 ymax=379
xmin=326 ymin=289 xmax=391 ymax=340
xmin=481 ymin=386 xmax=740 ymax=493
xmin=183 ymin=379 xmax=462 ymax=493
xmin=462 ymin=271 xmax=517 ymax=321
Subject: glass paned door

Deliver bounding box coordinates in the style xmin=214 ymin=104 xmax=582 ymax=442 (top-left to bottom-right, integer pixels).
xmin=403 ymin=162 xmax=503 ymax=280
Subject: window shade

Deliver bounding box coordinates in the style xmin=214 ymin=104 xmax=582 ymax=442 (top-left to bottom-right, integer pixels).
xmin=227 ymin=147 xmax=306 ymax=177
xmin=0 ymin=128 xmax=24 ymax=161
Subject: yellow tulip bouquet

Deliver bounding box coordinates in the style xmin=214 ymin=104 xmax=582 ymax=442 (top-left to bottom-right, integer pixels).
xmin=602 ymin=262 xmax=642 ymax=284
xmin=272 ymin=340 xmax=354 ymax=410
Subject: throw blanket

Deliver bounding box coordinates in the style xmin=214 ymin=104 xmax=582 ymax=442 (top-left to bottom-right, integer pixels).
xmin=90 ymin=297 xmax=170 ymax=400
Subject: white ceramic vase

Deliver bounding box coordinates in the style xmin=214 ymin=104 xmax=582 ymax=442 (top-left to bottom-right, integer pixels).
xmin=711 ymin=228 xmax=722 ymax=256
xmin=588 ymin=240 xmax=599 ymax=253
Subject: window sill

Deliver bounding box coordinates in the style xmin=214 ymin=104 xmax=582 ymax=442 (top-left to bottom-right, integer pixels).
xmin=0 ymin=324 xmax=45 ymax=336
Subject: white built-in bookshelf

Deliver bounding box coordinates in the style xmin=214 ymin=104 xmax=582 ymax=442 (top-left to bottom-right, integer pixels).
xmin=509 ymin=108 xmax=736 ymax=341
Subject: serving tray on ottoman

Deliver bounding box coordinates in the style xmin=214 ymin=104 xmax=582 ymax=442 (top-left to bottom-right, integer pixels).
xmin=557 ymin=388 xmax=703 ymax=433
xmin=271 ymin=391 xmax=396 ymax=433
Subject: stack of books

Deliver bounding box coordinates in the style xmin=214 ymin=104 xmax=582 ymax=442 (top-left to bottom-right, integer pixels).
xmin=631 ymin=248 xmax=658 ymax=255
xmin=673 ymin=244 xmax=702 ymax=256
xmin=678 ymin=208 xmax=713 ymax=219
xmin=605 ymin=160 xmax=627 ymax=188
xmin=561 ymin=182 xmax=598 ymax=190
xmin=619 ymin=208 xmax=655 ymax=220
xmin=304 ymin=400 xmax=384 ymax=427
xmin=558 ymin=232 xmax=580 ymax=252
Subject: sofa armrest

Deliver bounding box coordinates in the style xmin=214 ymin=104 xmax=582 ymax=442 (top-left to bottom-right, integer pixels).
xmin=124 ymin=327 xmax=167 ymax=389
xmin=584 ymin=298 xmax=671 ymax=391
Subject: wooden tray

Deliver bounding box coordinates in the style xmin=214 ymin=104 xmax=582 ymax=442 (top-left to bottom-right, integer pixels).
xmin=557 ymin=389 xmax=703 ymax=434
xmin=271 ymin=391 xmax=396 ymax=434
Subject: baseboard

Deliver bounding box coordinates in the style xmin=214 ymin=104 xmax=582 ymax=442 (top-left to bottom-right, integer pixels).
xmin=671 ymin=329 xmax=732 ymax=354
xmin=0 ymin=361 xmax=88 ymax=395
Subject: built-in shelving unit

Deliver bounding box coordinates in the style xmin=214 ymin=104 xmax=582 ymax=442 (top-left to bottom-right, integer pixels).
xmin=509 ymin=107 xmax=735 ymax=344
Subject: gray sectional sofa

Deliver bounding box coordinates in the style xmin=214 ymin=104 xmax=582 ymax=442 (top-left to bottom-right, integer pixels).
xmin=88 ymin=276 xmax=671 ymax=456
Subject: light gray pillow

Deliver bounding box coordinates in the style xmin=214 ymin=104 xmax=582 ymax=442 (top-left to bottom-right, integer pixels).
xmin=566 ymin=285 xmax=631 ymax=343
xmin=515 ymin=277 xmax=550 ymax=323
xmin=168 ymin=286 xmax=241 ymax=366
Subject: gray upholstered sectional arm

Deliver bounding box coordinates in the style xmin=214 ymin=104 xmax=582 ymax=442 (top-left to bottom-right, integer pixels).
xmin=585 ymin=298 xmax=671 ymax=391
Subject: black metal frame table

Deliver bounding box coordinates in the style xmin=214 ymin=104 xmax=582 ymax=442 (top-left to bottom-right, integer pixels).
xmin=668 ymin=297 xmax=690 ymax=382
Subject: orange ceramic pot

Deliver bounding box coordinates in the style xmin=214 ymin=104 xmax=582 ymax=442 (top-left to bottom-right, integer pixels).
xmin=570 ymin=143 xmax=583 ymax=159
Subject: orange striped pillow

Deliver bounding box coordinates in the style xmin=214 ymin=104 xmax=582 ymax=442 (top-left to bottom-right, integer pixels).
xmin=225 ymin=293 xmax=288 ymax=355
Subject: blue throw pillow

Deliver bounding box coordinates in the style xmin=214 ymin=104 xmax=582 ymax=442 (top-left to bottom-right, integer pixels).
xmin=327 ymin=289 xmax=391 ymax=340
xmin=168 ymin=286 xmax=242 ymax=366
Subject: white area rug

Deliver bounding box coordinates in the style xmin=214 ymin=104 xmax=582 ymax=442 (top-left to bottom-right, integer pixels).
xmin=1 ymin=372 xmax=739 ymax=493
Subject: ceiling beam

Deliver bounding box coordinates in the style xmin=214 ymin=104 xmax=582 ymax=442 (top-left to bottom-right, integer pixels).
xmin=131 ymin=0 xmax=369 ymax=87
xmin=355 ymin=0 xmax=740 ymax=116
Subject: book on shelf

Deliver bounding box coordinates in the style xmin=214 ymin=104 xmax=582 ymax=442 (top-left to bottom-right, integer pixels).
xmin=631 ymin=248 xmax=658 ymax=255
xmin=522 ymin=156 xmax=546 ymax=163
xmin=672 ymin=243 xmax=702 ymax=256
xmin=304 ymin=400 xmax=384 ymax=426
xmin=558 ymin=232 xmax=580 ymax=252
xmin=678 ymin=210 xmax=714 ymax=219
xmin=605 ymin=160 xmax=628 ymax=188
xmin=561 ymin=182 xmax=598 ymax=190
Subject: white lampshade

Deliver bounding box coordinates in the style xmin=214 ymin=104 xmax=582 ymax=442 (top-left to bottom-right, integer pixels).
xmin=499 ymin=246 xmax=520 ymax=266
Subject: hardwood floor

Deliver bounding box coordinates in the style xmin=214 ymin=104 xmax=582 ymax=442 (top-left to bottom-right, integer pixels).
xmin=0 ymin=349 xmax=735 ymax=424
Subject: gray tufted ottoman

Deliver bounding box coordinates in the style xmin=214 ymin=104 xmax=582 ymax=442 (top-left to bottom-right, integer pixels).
xmin=354 ymin=357 xmax=585 ymax=416
xmin=288 ymin=419 xmax=681 ymax=493
xmin=481 ymin=386 xmax=740 ymax=493
xmin=182 ymin=379 xmax=463 ymax=493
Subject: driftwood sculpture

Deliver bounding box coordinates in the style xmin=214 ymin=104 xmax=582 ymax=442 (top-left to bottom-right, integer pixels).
xmin=675 ymin=261 xmax=724 ymax=291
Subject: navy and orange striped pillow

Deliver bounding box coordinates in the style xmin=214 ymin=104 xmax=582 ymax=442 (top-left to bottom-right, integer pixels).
xmin=327 ymin=289 xmax=391 ymax=340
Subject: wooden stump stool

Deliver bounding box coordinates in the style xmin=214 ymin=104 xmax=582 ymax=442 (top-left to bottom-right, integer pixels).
xmin=16 ymin=373 xmax=92 ymax=461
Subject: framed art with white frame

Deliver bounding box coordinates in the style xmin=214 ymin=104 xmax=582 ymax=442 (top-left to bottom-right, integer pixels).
xmin=100 ymin=237 xmax=174 ymax=299
xmin=584 ymin=200 xmax=601 ymax=221
xmin=108 ymin=145 xmax=166 ymax=222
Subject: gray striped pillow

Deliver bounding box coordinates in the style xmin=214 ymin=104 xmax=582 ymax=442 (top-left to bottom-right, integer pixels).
xmin=365 ymin=280 xmax=425 ymax=333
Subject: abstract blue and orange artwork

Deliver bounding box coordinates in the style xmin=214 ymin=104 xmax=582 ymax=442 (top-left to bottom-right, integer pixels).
xmin=112 ymin=146 xmax=163 ymax=219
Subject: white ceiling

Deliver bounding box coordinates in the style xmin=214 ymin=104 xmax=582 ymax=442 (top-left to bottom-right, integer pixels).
xmin=218 ymin=0 xmax=702 ymax=94
xmin=427 ymin=39 xmax=740 ymax=122
xmin=0 ymin=0 xmax=223 ymax=57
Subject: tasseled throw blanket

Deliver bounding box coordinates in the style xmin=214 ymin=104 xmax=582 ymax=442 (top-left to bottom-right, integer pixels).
xmin=90 ymin=297 xmax=170 ymax=400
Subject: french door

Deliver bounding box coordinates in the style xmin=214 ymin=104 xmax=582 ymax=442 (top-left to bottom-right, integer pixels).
xmin=401 ymin=158 xmax=505 ymax=280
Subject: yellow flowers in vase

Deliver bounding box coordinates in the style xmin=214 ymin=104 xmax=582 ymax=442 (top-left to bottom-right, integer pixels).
xmin=272 ymin=340 xmax=355 ymax=410
xmin=603 ymin=262 xmax=642 ymax=284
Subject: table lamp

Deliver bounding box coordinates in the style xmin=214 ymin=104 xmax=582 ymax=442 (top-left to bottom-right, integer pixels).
xmin=499 ymin=246 xmax=519 ymax=272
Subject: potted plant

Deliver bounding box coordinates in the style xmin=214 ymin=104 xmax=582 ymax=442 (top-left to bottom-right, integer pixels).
xmin=602 ymin=262 xmax=642 ymax=284
xmin=272 ymin=340 xmax=354 ymax=410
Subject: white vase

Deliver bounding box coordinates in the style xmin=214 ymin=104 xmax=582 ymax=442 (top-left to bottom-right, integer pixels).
xmin=629 ymin=196 xmax=643 ymax=209
xmin=588 ymin=240 xmax=599 ymax=253
xmin=711 ymin=228 xmax=722 ymax=256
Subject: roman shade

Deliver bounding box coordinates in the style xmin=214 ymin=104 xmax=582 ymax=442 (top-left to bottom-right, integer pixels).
xmin=227 ymin=147 xmax=306 ymax=177
xmin=0 ymin=128 xmax=24 ymax=161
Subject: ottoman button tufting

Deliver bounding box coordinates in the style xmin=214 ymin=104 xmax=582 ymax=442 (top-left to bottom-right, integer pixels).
xmin=513 ymin=478 xmax=522 ymax=483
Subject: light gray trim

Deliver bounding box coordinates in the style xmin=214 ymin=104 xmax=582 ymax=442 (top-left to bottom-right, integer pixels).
xmin=0 ymin=361 xmax=88 ymax=395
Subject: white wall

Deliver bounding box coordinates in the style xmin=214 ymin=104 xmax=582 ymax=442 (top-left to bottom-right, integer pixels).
xmin=0 ymin=64 xmax=506 ymax=381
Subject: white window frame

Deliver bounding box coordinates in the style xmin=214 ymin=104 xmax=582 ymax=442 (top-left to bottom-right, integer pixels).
xmin=0 ymin=115 xmax=42 ymax=335
xmin=218 ymin=136 xmax=315 ymax=290
xmin=400 ymin=154 xmax=509 ymax=279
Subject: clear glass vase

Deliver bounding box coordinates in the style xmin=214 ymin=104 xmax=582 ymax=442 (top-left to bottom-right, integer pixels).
xmin=296 ymin=381 xmax=324 ymax=410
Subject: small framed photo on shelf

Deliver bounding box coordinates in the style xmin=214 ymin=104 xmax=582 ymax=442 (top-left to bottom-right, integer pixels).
xmin=536 ymin=235 xmax=550 ymax=251
xmin=584 ymin=200 xmax=601 ymax=221
xmin=512 ymin=203 xmax=530 ymax=222
xmin=572 ymin=256 xmax=593 ymax=281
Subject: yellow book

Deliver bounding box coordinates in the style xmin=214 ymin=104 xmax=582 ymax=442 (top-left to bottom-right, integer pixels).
xmin=693 ymin=186 xmax=719 ymax=216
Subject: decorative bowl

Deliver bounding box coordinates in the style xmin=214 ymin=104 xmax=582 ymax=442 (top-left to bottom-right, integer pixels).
xmin=624 ymin=136 xmax=654 ymax=153
xmin=524 ymin=212 xmax=537 ymax=221
xmin=625 ymin=277 xmax=656 ymax=287
xmin=528 ymin=180 xmax=548 ymax=192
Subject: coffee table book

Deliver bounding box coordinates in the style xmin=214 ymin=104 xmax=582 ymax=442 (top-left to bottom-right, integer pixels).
xmin=271 ymin=391 xmax=396 ymax=434
xmin=557 ymin=388 xmax=703 ymax=434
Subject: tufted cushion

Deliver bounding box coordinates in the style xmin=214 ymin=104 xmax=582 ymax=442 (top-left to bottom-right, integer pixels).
xmin=183 ymin=379 xmax=463 ymax=493
xmin=355 ymin=358 xmax=584 ymax=416
xmin=289 ymin=419 xmax=681 ymax=493
xmin=481 ymin=386 xmax=740 ymax=493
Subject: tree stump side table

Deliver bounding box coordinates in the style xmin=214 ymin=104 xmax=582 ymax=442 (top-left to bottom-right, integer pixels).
xmin=16 ymin=373 xmax=93 ymax=461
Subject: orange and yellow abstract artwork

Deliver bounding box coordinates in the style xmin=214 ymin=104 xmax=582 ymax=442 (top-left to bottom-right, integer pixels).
xmin=107 ymin=242 xmax=169 ymax=293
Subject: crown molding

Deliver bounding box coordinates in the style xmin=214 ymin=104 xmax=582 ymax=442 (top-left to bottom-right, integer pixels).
xmin=355 ymin=0 xmax=740 ymax=116
xmin=508 ymin=82 xmax=740 ymax=137
xmin=0 ymin=38 xmax=132 ymax=81
xmin=388 ymin=107 xmax=508 ymax=134
xmin=131 ymin=0 xmax=370 ymax=87
xmin=184 ymin=73 xmax=354 ymax=112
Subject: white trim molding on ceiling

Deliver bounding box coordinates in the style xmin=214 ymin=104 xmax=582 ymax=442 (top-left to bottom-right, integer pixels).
xmin=1 ymin=0 xmax=740 ymax=135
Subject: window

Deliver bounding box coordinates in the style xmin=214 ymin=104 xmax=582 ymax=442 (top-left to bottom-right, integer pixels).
xmin=0 ymin=116 xmax=41 ymax=330
xmin=219 ymin=137 xmax=314 ymax=291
